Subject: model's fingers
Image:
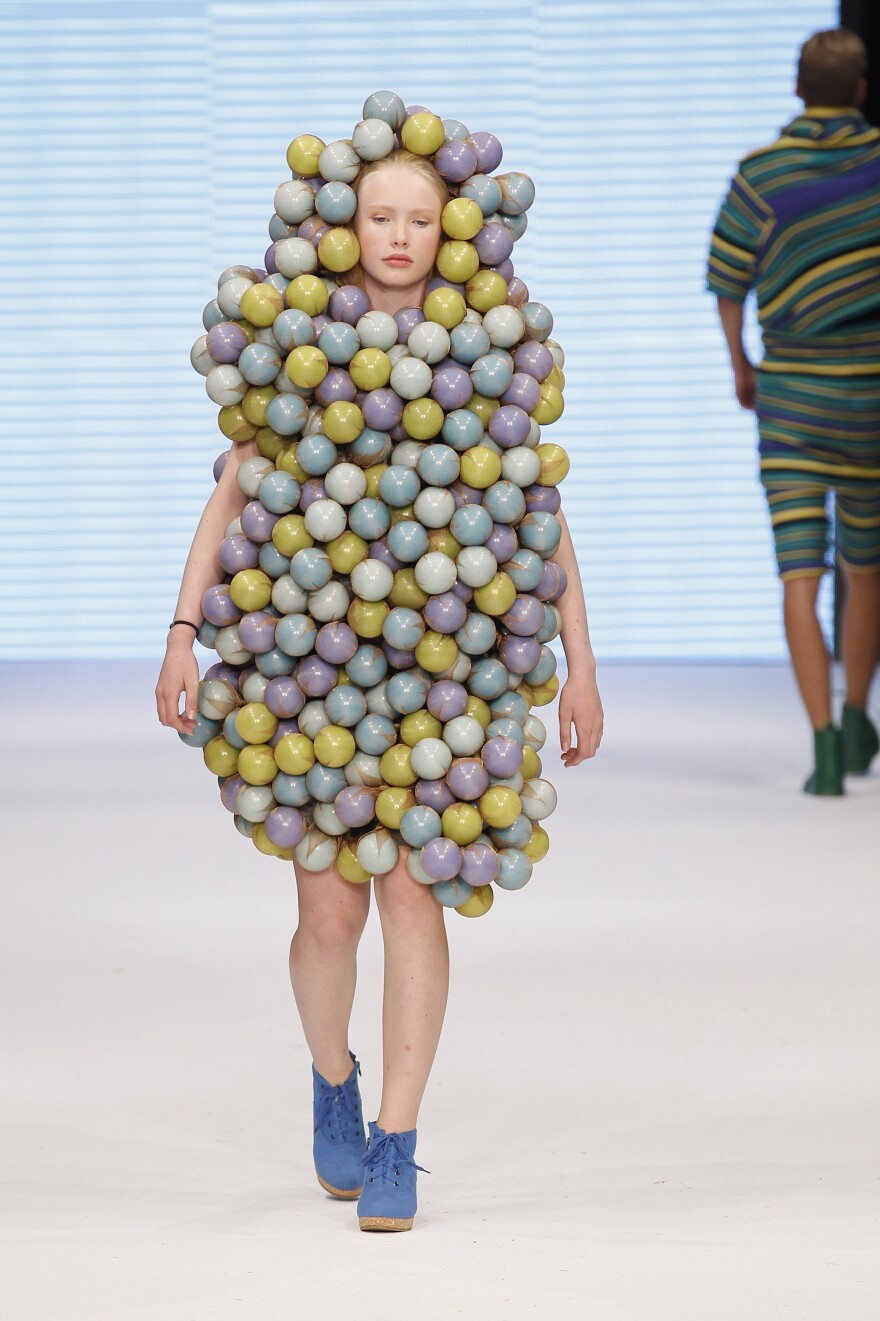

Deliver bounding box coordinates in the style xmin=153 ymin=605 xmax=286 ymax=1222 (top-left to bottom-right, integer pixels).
xmin=184 ymin=672 xmax=199 ymax=723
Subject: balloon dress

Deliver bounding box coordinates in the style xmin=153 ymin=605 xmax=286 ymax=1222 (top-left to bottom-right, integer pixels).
xmin=183 ymin=91 xmax=570 ymax=918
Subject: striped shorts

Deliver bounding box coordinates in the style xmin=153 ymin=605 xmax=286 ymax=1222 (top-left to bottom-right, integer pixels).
xmin=755 ymin=366 xmax=880 ymax=579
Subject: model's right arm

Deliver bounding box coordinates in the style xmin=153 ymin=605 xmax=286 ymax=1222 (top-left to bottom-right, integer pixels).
xmin=155 ymin=437 xmax=260 ymax=734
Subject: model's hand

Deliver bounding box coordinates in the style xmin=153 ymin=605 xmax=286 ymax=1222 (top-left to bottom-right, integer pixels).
xmin=155 ymin=636 xmax=201 ymax=735
xmin=558 ymin=670 xmax=603 ymax=767
xmin=734 ymin=361 xmax=756 ymax=410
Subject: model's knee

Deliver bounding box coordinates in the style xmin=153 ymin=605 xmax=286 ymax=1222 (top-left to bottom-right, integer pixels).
xmin=292 ymin=906 xmax=366 ymax=958
xmin=374 ymin=866 xmax=444 ymax=926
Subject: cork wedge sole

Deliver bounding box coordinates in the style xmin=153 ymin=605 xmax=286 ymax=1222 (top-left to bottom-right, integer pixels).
xmin=358 ymin=1215 xmax=414 ymax=1232
xmin=317 ymin=1173 xmax=362 ymax=1200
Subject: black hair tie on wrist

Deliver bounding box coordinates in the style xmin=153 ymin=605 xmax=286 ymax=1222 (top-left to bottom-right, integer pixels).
xmin=170 ymin=619 xmax=200 ymax=632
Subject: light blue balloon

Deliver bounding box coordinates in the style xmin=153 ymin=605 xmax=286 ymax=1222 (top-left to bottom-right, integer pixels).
xmin=325 ymin=685 xmax=368 ymax=727
xmin=177 ymin=711 xmax=220 ymax=748
xmin=266 ymin=392 xmax=308 ymax=436
xmin=254 ymin=646 xmax=296 ymax=677
xmin=273 ymin=308 xmax=315 ymax=351
xmin=222 ymin=710 xmax=249 ymax=750
xmin=490 ymin=815 xmax=532 ymax=849
xmin=431 ymin=878 xmax=474 ymax=907
xmin=291 ymin=546 xmax=333 ymax=591
xmin=349 ymin=426 xmax=391 ymax=464
xmin=386 ymin=519 xmax=430 ymax=563
xmin=275 ymin=613 xmax=317 ymax=657
xmin=386 ymin=669 xmax=431 ymax=715
xmin=483 ymin=480 xmax=526 ymax=525
xmin=354 ymin=713 xmax=397 ymax=756
xmin=382 ymin=606 xmax=425 ymax=651
xmin=495 ymin=847 xmax=533 ymax=890
xmin=417 ymin=443 xmax=460 ymax=487
xmin=461 ymin=174 xmax=502 ymax=217
xmin=486 ymin=717 xmax=526 ymax=745
xmin=296 ymin=432 xmax=337 ymax=476
xmin=489 ymin=691 xmax=529 ymax=725
xmin=315 ymin=181 xmax=357 ymax=224
xmin=362 ymin=89 xmax=406 ymax=131
xmin=348 ymin=497 xmax=391 ymax=540
xmin=239 ymin=341 xmax=281 ymax=385
xmin=449 ymin=321 xmax=491 ymax=365
xmin=258 ymin=470 xmax=301 ymax=514
xmin=401 ymin=805 xmax=443 ymax=847
xmin=450 ymin=504 xmax=493 ymax=547
xmin=441 ymin=408 xmax=484 ymax=451
xmin=272 ymin=771 xmax=310 ymax=807
xmin=537 ymin=604 xmax=562 ymax=643
xmin=318 ymin=321 xmax=360 ymax=364
xmin=455 ymin=611 xmax=497 ymax=656
xmin=505 ymin=548 xmax=544 ymax=592
xmin=523 ymin=645 xmax=558 ymax=687
xmin=379 ymin=464 xmax=421 ymax=508
xmin=305 ymin=763 xmax=348 ymax=802
xmin=470 ymin=351 xmax=513 ymax=399
xmin=347 ymin=644 xmax=388 ymax=688
xmin=467 ymin=657 xmax=509 ymax=699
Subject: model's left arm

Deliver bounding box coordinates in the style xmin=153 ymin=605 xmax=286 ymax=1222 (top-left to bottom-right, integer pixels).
xmin=552 ymin=506 xmax=603 ymax=766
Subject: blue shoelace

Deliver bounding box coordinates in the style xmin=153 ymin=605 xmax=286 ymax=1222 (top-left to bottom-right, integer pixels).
xmin=314 ymin=1075 xmax=363 ymax=1143
xmin=359 ymin=1131 xmax=428 ymax=1186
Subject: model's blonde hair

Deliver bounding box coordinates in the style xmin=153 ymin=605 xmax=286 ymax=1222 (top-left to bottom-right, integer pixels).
xmin=798 ymin=28 xmax=867 ymax=107
xmin=339 ymin=150 xmax=452 ymax=292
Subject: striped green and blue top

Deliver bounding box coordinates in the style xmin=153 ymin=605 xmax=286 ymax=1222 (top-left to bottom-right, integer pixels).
xmin=707 ymin=109 xmax=880 ymax=370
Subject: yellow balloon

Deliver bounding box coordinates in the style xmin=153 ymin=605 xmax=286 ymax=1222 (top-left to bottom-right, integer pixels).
xmin=402 ymin=398 xmax=444 ymax=440
xmin=524 ymin=825 xmax=550 ymax=862
xmin=242 ymin=386 xmax=276 ymax=428
xmin=427 ymin=527 xmax=462 ymax=558
xmin=363 ymin=463 xmax=388 ymax=498
xmin=286 ymin=274 xmax=329 ymax=316
xmin=479 ymin=785 xmax=522 ymax=829
xmin=327 ymin=531 xmax=368 ymax=574
xmin=465 ymin=392 xmax=499 ymax=428
xmin=390 ymin=504 xmax=416 ymax=524
xmin=400 ymin=111 xmax=445 ymax=155
xmin=436 ymin=240 xmax=480 ymax=284
xmin=440 ymin=197 xmax=483 ymax=241
xmin=379 ymin=743 xmax=417 ymax=787
xmin=400 ymin=709 xmax=443 ymax=746
xmin=323 ymin=400 xmax=364 ymax=444
xmin=272 ymin=513 xmax=314 ymax=557
xmin=546 ymin=363 xmax=565 ymax=391
xmin=535 ymin=442 xmax=570 ymax=486
xmin=318 ymin=227 xmax=361 ymax=273
xmin=460 ymin=445 xmax=502 ymax=489
xmin=346 ymin=598 xmax=388 ymax=638
xmin=338 ymin=842 xmax=372 ymax=884
xmin=240 ymin=282 xmax=284 ymax=327
xmin=274 ymin=732 xmax=316 ymax=776
xmin=390 ymin=568 xmax=429 ymax=609
xmin=229 ymin=568 xmax=272 ymax=611
xmin=473 ymin=571 xmax=517 ymax=617
xmin=465 ymin=269 xmax=508 ymax=312
xmin=252 ymin=821 xmax=289 ymax=857
xmin=237 ymin=744 xmax=278 ymax=786
xmin=277 ymin=446 xmax=309 ymax=482
xmin=349 ymin=348 xmax=392 ymax=391
xmin=314 ymin=725 xmax=356 ymax=767
xmin=415 ymin=631 xmax=459 ymax=673
xmin=256 ymin=427 xmax=287 ymax=461
xmin=520 ymin=745 xmax=541 ymax=779
xmin=203 ymin=735 xmax=239 ymax=777
xmin=456 ymin=884 xmax=495 ymax=918
xmin=527 ymin=675 xmax=560 ymax=707
xmin=531 ymin=382 xmax=564 ymax=425
xmin=235 ymin=702 xmax=278 ymax=744
xmin=441 ymin=803 xmax=483 ymax=845
xmin=218 ymin=405 xmax=257 ymax=443
xmin=465 ymin=696 xmax=492 ymax=729
xmin=286 ymin=344 xmax=329 ymax=389
xmin=287 ymin=133 xmax=325 ymax=176
xmin=422 ymin=285 xmax=468 ymax=328
xmin=376 ymin=786 xmax=416 ymax=830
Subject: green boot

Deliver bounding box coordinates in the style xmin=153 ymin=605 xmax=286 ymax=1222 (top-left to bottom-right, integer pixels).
xmin=842 ymin=703 xmax=879 ymax=775
xmin=803 ymin=724 xmax=844 ymax=796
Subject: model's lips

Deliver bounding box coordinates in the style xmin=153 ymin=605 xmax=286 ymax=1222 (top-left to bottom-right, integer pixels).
xmin=384 ymin=255 xmax=413 ymax=266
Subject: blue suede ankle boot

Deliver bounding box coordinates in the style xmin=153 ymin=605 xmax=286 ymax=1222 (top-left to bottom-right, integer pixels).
xmin=357 ymin=1122 xmax=427 ymax=1232
xmin=312 ymin=1052 xmax=367 ymax=1199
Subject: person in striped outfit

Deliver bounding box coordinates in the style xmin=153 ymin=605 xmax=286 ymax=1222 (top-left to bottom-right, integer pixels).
xmin=708 ymin=27 xmax=880 ymax=795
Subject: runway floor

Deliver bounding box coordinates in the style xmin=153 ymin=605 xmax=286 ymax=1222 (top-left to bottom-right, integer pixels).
xmin=1 ymin=660 xmax=878 ymax=1321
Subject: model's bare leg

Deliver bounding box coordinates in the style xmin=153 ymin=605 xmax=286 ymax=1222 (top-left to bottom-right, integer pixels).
xmin=840 ymin=566 xmax=880 ymax=709
xmin=289 ymin=864 xmax=371 ymax=1085
xmin=372 ymin=856 xmax=449 ymax=1133
xmin=782 ymin=572 xmax=832 ymax=728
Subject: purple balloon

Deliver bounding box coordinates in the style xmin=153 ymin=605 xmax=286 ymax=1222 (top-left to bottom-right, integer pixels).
xmin=298 ymin=477 xmax=326 ymax=510
xmin=485 ymin=523 xmax=517 ymax=562
xmin=473 ymin=222 xmax=514 ymax=267
xmin=334 ymin=785 xmax=378 ymax=829
xmin=501 ymin=372 xmax=541 ymax=412
xmin=312 ymin=313 xmax=332 ymax=335
xmin=395 ymin=307 xmax=424 ymax=342
xmin=265 ymin=805 xmax=306 ymax=848
xmin=423 ymin=591 xmax=468 ymax=635
xmin=238 ymin=610 xmax=280 ymax=654
xmin=404 ymin=103 xmax=430 ymax=116
xmin=445 ymin=757 xmax=489 ymax=801
xmin=382 ymin=642 xmax=417 ymax=669
xmin=501 ymin=593 xmax=545 ymax=637
xmin=295 ymin=655 xmax=338 ymax=697
xmin=328 ymin=284 xmax=371 ymax=325
xmin=264 ymin=676 xmax=306 ymax=718
xmin=524 ymin=483 xmax=561 ymax=515
xmin=204 ymin=661 xmax=242 ymax=686
xmin=451 ymin=580 xmax=474 ymax=603
xmin=252 ymin=268 xmax=267 ymax=282
xmin=460 ymin=841 xmax=500 ymax=887
xmin=206 ymin=321 xmax=248 ymax=364
xmin=264 ymin=242 xmax=279 ymax=275
xmin=490 ymin=258 xmax=515 ymax=282
xmin=219 ymin=774 xmax=246 ymax=813
xmin=415 ymin=779 xmax=456 ymax=812
xmin=481 ymin=734 xmax=524 ymax=778
xmin=425 ymin=275 xmax=464 ymax=297
xmin=451 ymin=480 xmax=483 ymax=509
xmin=298 ymin=216 xmax=329 ymax=249
xmin=218 ymin=533 xmax=260 ymax=574
xmin=420 ymin=836 xmax=463 ymax=882
xmin=315 ymin=621 xmax=359 ymax=664
xmin=513 ymin=341 xmax=554 ymax=381
xmin=270 ymin=718 xmax=300 ymax=746
xmin=315 ymin=368 xmax=357 ymax=407
xmin=427 ymin=679 xmax=469 ymax=721
xmin=434 ymin=139 xmax=478 ymax=182
xmin=498 ymin=633 xmax=541 ymax=674
xmin=389 ymin=422 xmax=409 ymax=442
xmin=469 ymin=131 xmax=503 ymax=173
xmin=213 ymin=449 xmax=230 ymax=483
xmin=362 ymin=387 xmax=404 ymax=431
xmin=368 ymin=538 xmax=403 ymax=571
xmin=240 ymin=500 xmax=280 ymax=544
xmin=488 ymin=404 xmax=531 ymax=449
xmin=431 ymin=364 xmax=474 ymax=411
xmin=201 ymin=584 xmax=241 ymax=627
xmin=506 ymin=277 xmax=529 ymax=307
xmin=536 ymin=561 xmax=568 ymax=602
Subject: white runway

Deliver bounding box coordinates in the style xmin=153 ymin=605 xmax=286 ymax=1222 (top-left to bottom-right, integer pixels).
xmin=2 ymin=661 xmax=878 ymax=1321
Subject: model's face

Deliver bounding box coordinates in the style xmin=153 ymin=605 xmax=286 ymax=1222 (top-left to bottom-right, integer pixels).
xmin=355 ymin=167 xmax=443 ymax=306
